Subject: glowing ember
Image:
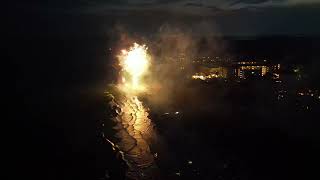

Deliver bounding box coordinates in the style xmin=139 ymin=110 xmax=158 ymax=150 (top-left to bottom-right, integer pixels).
xmin=118 ymin=43 xmax=151 ymax=94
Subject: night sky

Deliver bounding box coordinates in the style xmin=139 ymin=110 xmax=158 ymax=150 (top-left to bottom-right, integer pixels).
xmin=9 ymin=0 xmax=320 ymax=36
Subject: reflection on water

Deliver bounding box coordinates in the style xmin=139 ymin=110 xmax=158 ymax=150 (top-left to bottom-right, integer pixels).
xmin=106 ymin=95 xmax=158 ymax=179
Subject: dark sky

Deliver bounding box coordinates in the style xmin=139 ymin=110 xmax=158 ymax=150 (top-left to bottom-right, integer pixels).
xmin=10 ymin=0 xmax=320 ymax=36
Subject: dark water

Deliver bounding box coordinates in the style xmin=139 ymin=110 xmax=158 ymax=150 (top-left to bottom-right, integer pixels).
xmin=101 ymin=81 xmax=320 ymax=180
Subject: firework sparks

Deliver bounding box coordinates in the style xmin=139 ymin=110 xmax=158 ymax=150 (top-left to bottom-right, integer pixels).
xmin=118 ymin=43 xmax=151 ymax=94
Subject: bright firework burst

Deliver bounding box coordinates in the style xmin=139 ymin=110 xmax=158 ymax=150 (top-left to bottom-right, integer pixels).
xmin=117 ymin=43 xmax=151 ymax=94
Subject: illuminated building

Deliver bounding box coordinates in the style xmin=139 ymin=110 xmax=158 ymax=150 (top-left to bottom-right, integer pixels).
xmin=192 ymin=66 xmax=228 ymax=80
xmin=235 ymin=65 xmax=268 ymax=79
xmin=234 ymin=61 xmax=280 ymax=80
xmin=191 ymin=59 xmax=281 ymax=81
